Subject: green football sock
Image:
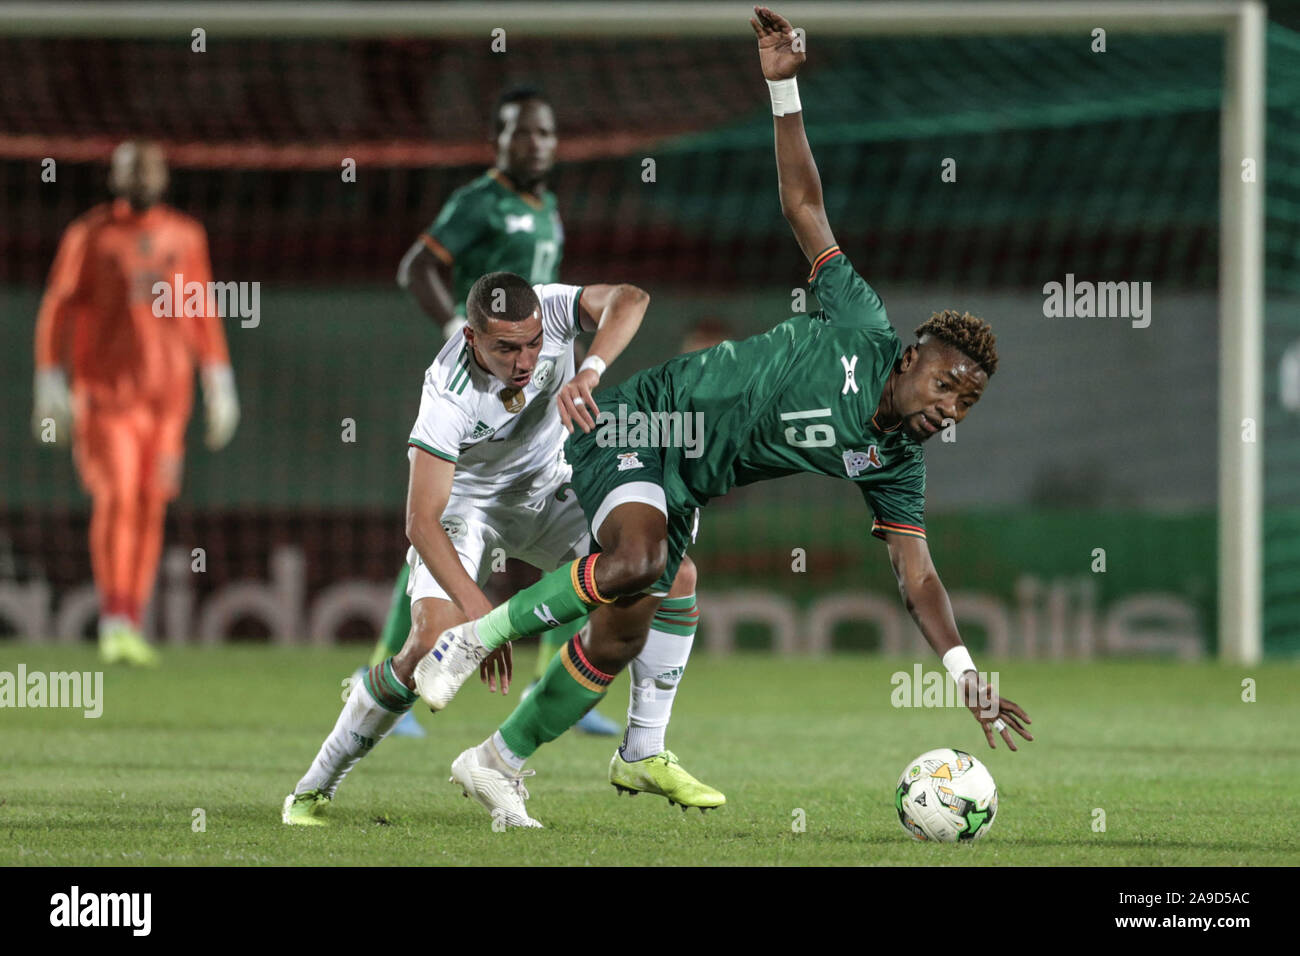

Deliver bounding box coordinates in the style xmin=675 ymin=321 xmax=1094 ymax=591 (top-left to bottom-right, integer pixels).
xmin=478 ymin=554 xmax=610 ymax=651
xmin=369 ymin=563 xmax=413 ymax=667
xmin=499 ymin=634 xmax=615 ymax=759
xmin=534 ymin=616 xmax=587 ymax=682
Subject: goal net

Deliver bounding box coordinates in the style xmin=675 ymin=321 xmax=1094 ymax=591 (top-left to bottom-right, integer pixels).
xmin=2 ymin=2 xmax=1288 ymax=660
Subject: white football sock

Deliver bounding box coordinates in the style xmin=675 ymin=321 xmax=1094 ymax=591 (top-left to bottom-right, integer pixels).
xmin=293 ymin=679 xmax=404 ymax=798
xmin=622 ymin=603 xmax=697 ymax=762
xmin=486 ymin=731 xmax=527 ymax=772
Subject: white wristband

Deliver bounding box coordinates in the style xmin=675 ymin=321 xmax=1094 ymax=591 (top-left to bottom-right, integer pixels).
xmin=579 ymin=355 xmax=606 ymax=381
xmin=942 ymin=646 xmax=976 ymax=684
xmin=767 ymin=77 xmax=802 ymax=117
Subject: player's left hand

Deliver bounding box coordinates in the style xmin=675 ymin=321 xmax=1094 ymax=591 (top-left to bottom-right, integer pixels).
xmin=959 ymin=673 xmax=1033 ymax=751
xmin=480 ymin=643 xmax=512 ymax=695
xmin=750 ymin=6 xmax=805 ymax=81
xmin=557 ymin=368 xmax=601 ymax=434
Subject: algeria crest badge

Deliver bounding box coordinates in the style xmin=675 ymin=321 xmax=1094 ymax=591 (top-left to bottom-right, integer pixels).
xmin=533 ymin=358 xmax=555 ymax=389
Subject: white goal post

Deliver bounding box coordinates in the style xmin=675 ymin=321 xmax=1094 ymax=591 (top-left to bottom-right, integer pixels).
xmin=2 ymin=1 xmax=1265 ymax=663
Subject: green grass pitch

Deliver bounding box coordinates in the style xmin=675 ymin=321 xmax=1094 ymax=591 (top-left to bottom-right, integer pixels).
xmin=3 ymin=646 xmax=1298 ymax=866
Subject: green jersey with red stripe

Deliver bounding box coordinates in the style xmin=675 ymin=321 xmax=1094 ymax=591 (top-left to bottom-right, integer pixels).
xmin=591 ymin=245 xmax=927 ymax=541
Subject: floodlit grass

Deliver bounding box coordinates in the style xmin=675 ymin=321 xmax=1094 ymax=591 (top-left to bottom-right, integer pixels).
xmin=2 ymin=647 xmax=1296 ymax=866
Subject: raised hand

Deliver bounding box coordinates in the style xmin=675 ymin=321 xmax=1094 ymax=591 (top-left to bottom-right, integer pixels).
xmin=749 ymin=6 xmax=805 ymax=80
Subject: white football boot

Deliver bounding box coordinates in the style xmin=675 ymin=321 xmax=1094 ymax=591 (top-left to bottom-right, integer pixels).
xmin=413 ymin=622 xmax=488 ymax=711
xmin=450 ymin=745 xmax=543 ymax=829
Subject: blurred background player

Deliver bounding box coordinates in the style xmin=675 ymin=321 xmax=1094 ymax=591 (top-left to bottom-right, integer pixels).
xmin=377 ymin=86 xmax=621 ymax=736
xmin=31 ymin=140 xmax=239 ymax=665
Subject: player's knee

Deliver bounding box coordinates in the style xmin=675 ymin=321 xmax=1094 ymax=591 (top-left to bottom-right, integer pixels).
xmin=93 ymin=487 xmax=135 ymax=518
xmin=138 ymin=490 xmax=169 ymax=514
xmin=605 ymin=539 xmax=667 ymax=595
xmin=582 ymin=627 xmax=644 ymax=673
xmin=668 ymin=555 xmax=697 ymax=597
xmin=619 ymin=632 xmax=649 ymax=665
xmin=605 ymin=638 xmax=645 ymax=673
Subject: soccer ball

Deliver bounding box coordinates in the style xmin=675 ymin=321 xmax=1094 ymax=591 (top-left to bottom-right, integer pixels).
xmin=895 ymin=748 xmax=998 ymax=842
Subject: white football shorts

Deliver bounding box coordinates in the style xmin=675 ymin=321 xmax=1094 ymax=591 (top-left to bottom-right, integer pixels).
xmin=406 ymin=464 xmax=591 ymax=605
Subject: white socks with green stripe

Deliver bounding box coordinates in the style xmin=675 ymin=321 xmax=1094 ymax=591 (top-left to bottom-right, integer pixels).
xmin=293 ymin=669 xmax=407 ymax=798
xmin=621 ymin=595 xmax=698 ymax=761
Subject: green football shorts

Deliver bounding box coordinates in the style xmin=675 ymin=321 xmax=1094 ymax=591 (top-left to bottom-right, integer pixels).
xmin=564 ymin=426 xmax=699 ymax=596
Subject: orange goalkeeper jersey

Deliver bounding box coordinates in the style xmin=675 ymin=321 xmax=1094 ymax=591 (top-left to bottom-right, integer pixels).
xmin=34 ymin=198 xmax=230 ymax=411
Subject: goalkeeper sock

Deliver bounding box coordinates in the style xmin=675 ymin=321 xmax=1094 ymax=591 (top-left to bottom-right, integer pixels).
xmin=477 ymin=554 xmax=612 ymax=651
xmin=292 ymin=658 xmax=416 ymax=798
xmin=622 ymin=595 xmax=698 ymax=761
xmin=369 ymin=563 xmax=413 ymax=667
xmin=497 ymin=633 xmax=614 ymax=759
xmin=534 ymin=616 xmax=586 ymax=682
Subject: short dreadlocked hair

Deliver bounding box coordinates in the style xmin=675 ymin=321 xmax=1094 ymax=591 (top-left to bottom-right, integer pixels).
xmin=914 ymin=310 xmax=998 ymax=377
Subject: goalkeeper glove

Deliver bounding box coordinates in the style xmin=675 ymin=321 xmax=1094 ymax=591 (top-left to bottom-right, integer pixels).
xmin=201 ymin=363 xmax=240 ymax=450
xmin=32 ymin=367 xmax=72 ymax=443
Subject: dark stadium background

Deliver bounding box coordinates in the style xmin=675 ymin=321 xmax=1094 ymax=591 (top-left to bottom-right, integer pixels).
xmin=4 ymin=0 xmax=1300 ymax=657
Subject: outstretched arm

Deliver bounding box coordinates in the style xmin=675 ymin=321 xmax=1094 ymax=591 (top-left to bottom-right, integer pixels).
xmin=886 ymin=532 xmax=1034 ymax=751
xmin=751 ymin=6 xmax=836 ymax=264
xmin=885 ymin=532 xmax=963 ymax=659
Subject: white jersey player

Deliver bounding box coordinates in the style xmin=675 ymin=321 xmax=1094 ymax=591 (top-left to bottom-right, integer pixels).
xmin=403 ymin=281 xmax=590 ymax=598
xmin=283 ymin=272 xmax=719 ymax=828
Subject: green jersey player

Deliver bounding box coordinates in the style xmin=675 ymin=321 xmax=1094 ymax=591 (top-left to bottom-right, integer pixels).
xmin=413 ymin=6 xmax=1032 ymax=827
xmin=376 ymin=86 xmax=620 ymax=736
xmin=399 ymin=86 xmax=563 ymax=341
